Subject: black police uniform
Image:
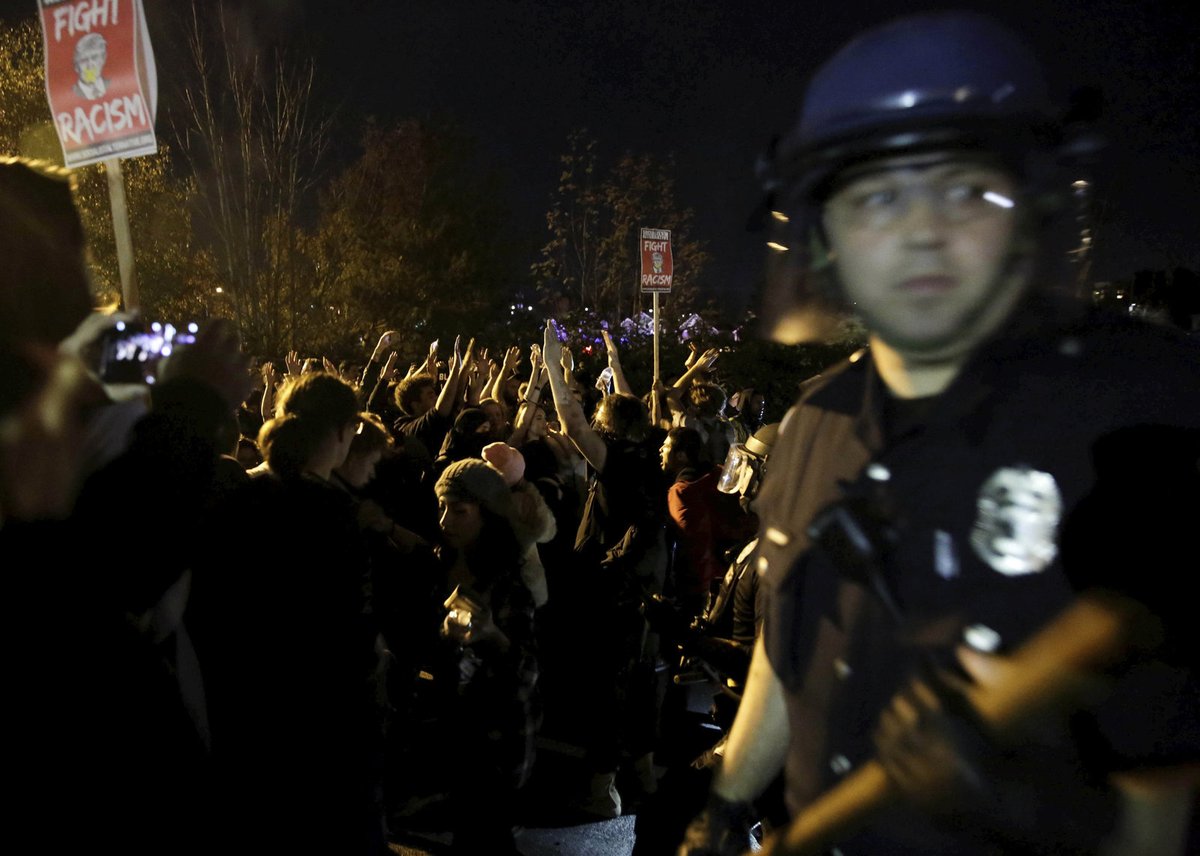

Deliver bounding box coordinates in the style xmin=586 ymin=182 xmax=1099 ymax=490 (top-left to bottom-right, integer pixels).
xmin=757 ymin=301 xmax=1200 ymax=853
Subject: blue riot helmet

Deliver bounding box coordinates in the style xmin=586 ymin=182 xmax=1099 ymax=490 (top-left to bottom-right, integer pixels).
xmin=757 ymin=12 xmax=1096 ymax=344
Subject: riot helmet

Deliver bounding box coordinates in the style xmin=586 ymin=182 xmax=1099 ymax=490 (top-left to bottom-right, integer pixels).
xmin=757 ymin=12 xmax=1094 ymax=344
xmin=717 ymin=422 xmax=779 ymax=500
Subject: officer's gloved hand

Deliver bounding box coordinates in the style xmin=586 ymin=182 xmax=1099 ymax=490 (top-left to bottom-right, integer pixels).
xmin=873 ymin=674 xmax=992 ymax=812
xmin=874 ymin=667 xmax=1118 ymax=851
xmin=677 ymin=792 xmax=757 ymax=856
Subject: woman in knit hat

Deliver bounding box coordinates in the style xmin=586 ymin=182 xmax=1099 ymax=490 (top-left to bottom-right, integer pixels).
xmin=482 ymin=442 xmax=556 ymax=609
xmin=433 ymin=458 xmax=540 ymax=856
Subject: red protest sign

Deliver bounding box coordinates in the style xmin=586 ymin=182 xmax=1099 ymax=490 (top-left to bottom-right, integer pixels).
xmin=40 ymin=0 xmax=158 ymax=168
xmin=640 ymin=227 xmax=673 ymax=293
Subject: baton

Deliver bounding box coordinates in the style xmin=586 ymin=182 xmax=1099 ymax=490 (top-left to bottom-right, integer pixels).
xmin=757 ymin=592 xmax=1158 ymax=856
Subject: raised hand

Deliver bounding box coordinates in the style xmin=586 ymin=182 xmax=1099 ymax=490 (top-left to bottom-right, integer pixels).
xmin=322 ymin=356 xmax=338 ymax=377
xmin=381 ymin=350 xmax=400 ymax=380
xmin=601 ymin=329 xmax=621 ymax=367
xmin=541 ymin=320 xmax=563 ymax=368
xmin=285 ymin=349 xmax=302 ymax=376
xmin=371 ymin=330 xmax=399 ymax=362
xmin=261 ymin=361 xmax=277 ymax=389
xmin=501 ymin=345 xmax=521 ymax=376
xmin=470 ymin=364 xmax=490 ymax=393
xmin=422 ymin=336 xmax=441 ymax=374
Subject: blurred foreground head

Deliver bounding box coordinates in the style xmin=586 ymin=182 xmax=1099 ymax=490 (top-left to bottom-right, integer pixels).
xmin=0 ymin=158 xmax=93 ymax=347
xmin=0 ymin=157 xmax=96 ymax=425
xmin=756 ymin=12 xmax=1096 ymax=345
xmin=0 ymin=160 xmax=97 ymax=520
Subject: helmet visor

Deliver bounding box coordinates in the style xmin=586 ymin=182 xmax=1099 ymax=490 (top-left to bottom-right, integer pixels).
xmin=718 ymin=443 xmax=756 ymax=495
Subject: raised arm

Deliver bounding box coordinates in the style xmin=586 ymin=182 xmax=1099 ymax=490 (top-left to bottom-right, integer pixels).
xmin=601 ymin=329 xmax=633 ymax=397
xmin=419 ymin=337 xmax=439 ymax=378
xmin=542 ymin=320 xmax=607 ymax=472
xmin=364 ymin=350 xmax=399 ymax=414
xmin=260 ymin=361 xmax=278 ymax=422
xmin=434 ymin=335 xmax=468 ymax=418
xmin=356 ymin=330 xmax=395 ymax=406
xmin=490 ymin=345 xmax=521 ymax=403
xmin=467 ymin=348 xmax=493 ymax=406
xmin=673 ymin=346 xmax=720 ymax=390
xmin=510 ymin=343 xmax=547 ymax=446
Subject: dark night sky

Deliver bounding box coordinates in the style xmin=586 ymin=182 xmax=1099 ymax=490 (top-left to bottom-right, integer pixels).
xmin=8 ymin=0 xmax=1199 ymax=309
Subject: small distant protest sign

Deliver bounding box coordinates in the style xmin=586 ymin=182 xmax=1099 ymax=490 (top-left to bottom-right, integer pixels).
xmin=640 ymin=227 xmax=673 ymax=293
xmin=40 ymin=0 xmax=158 ymax=168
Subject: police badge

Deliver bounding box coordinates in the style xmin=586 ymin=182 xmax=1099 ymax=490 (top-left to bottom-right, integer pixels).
xmin=970 ymin=466 xmax=1063 ymax=575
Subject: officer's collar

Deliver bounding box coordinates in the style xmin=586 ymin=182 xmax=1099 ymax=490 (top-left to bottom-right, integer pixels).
xmin=805 ymin=290 xmax=1084 ymax=445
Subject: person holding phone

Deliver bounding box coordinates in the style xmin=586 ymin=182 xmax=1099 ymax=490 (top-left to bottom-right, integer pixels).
xmin=433 ymin=458 xmax=540 ymax=856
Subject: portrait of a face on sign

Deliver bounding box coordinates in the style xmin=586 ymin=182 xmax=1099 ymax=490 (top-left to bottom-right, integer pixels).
xmin=72 ymin=32 xmax=109 ymax=100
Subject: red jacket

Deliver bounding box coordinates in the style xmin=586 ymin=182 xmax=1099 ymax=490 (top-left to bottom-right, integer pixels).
xmin=667 ymin=468 xmax=757 ymax=597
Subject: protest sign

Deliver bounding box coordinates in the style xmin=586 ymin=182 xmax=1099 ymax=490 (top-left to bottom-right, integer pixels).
xmin=640 ymin=227 xmax=673 ymax=293
xmin=40 ymin=0 xmax=157 ymax=168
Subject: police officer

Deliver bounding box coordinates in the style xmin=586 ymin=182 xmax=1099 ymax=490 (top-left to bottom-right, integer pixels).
xmin=681 ymin=11 xmax=1200 ymax=856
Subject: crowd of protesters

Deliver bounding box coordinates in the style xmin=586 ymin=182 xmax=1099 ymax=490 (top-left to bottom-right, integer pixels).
xmin=1 ymin=156 xmax=776 ymax=855
xmin=229 ymin=323 xmax=770 ymax=851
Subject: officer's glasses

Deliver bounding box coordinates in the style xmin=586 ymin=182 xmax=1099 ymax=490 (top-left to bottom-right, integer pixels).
xmin=823 ymin=166 xmax=1017 ymax=231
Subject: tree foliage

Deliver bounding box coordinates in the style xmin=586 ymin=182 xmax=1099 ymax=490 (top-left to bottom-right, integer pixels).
xmin=309 ymin=119 xmax=520 ymax=363
xmin=533 ymin=129 xmax=709 ymax=326
xmin=174 ymin=3 xmax=331 ymax=357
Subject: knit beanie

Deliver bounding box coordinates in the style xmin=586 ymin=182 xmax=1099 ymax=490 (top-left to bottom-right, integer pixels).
xmin=435 ymin=458 xmax=514 ymax=519
xmin=481 ymin=442 xmax=526 ymax=487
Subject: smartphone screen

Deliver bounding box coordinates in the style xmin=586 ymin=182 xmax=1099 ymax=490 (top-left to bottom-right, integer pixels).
xmin=99 ymin=321 xmax=198 ymax=384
